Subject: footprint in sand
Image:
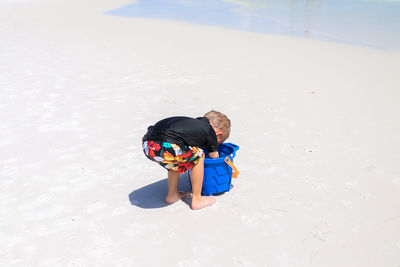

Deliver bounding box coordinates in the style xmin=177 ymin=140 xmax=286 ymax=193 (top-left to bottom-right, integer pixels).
xmin=392 ymin=177 xmax=400 ymax=187
xmin=192 ymin=244 xmax=215 ymax=260
xmin=177 ymin=259 xmax=201 ymax=267
xmin=67 ymin=258 xmax=88 ymax=267
xmin=86 ymin=201 xmax=106 ymax=213
xmin=232 ymin=256 xmax=253 ymax=266
xmin=112 ymin=206 xmax=129 ymax=216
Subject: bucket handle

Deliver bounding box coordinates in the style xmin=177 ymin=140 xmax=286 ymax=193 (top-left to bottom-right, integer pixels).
xmin=224 ymin=143 xmax=240 ymax=152
xmin=224 ymin=157 xmax=239 ymax=178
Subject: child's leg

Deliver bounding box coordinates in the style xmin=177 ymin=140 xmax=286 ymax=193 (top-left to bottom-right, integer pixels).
xmin=190 ymin=155 xmax=216 ymax=210
xmin=165 ymin=170 xmax=191 ymax=204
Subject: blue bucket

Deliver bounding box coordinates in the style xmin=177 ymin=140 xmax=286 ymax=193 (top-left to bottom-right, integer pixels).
xmin=189 ymin=142 xmax=239 ymax=196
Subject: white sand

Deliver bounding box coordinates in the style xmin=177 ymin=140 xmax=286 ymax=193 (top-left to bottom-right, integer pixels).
xmin=1 ymin=0 xmax=400 ymax=266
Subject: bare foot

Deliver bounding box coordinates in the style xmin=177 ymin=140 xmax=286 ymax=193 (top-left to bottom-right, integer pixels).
xmin=191 ymin=196 xmax=216 ymax=210
xmin=165 ymin=192 xmax=191 ymax=204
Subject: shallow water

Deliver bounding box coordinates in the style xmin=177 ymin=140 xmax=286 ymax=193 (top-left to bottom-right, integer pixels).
xmin=107 ymin=0 xmax=400 ymax=50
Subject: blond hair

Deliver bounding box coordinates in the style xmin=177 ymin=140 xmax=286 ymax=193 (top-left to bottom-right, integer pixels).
xmin=204 ymin=110 xmax=231 ymax=142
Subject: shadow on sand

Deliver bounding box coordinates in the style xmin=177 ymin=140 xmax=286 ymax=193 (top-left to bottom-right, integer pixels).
xmin=129 ymin=173 xmax=192 ymax=209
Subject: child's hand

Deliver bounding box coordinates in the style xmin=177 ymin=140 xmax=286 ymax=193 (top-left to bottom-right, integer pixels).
xmin=208 ymin=151 xmax=219 ymax=159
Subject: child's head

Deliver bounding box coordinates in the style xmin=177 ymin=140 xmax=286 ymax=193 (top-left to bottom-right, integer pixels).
xmin=204 ymin=110 xmax=231 ymax=144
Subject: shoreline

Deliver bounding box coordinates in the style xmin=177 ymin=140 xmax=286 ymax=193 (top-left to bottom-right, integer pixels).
xmin=106 ymin=0 xmax=400 ymax=51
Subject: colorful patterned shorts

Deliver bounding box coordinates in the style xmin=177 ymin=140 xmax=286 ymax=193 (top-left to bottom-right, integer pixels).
xmin=142 ymin=141 xmax=204 ymax=174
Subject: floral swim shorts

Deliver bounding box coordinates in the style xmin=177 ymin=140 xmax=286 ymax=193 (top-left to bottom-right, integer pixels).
xmin=142 ymin=141 xmax=204 ymax=174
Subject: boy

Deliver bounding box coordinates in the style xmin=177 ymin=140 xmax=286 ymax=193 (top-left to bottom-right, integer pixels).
xmin=142 ymin=110 xmax=231 ymax=210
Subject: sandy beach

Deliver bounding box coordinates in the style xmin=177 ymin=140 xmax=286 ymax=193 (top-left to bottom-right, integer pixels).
xmin=1 ymin=0 xmax=400 ymax=266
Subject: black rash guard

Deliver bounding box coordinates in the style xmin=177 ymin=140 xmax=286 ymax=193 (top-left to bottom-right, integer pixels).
xmin=143 ymin=116 xmax=218 ymax=152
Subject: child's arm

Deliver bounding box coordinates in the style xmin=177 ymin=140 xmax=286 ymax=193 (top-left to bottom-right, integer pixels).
xmin=208 ymin=151 xmax=219 ymax=159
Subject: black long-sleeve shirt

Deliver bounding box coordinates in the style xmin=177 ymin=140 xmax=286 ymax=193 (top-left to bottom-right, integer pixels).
xmin=142 ymin=116 xmax=218 ymax=152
